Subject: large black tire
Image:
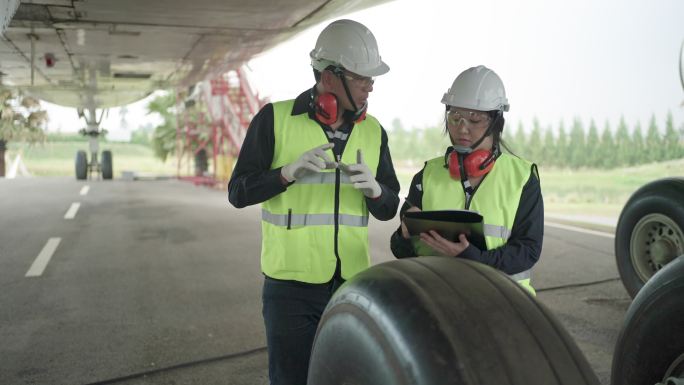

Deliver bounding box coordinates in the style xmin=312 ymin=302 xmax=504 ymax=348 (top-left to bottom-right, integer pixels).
xmin=101 ymin=150 xmax=113 ymax=180
xmin=615 ymin=178 xmax=684 ymax=298
xmin=611 ymin=255 xmax=684 ymax=385
xmin=308 ymin=257 xmax=599 ymax=385
xmin=75 ymin=150 xmax=87 ymax=180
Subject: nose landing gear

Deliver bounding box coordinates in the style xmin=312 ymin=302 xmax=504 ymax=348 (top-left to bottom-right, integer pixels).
xmin=75 ymin=129 xmax=113 ymax=180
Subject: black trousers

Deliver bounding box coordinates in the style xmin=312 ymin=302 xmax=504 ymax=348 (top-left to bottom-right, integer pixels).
xmin=262 ymin=276 xmax=343 ymax=385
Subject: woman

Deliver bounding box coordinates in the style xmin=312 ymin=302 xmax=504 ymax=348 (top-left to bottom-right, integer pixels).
xmin=390 ymin=65 xmax=543 ymax=294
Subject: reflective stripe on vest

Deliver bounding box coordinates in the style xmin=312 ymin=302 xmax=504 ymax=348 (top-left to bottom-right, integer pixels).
xmin=483 ymin=223 xmax=512 ymax=240
xmin=509 ymin=270 xmax=531 ymax=281
xmin=260 ymin=99 xmax=382 ymax=283
xmin=326 ymin=130 xmax=349 ymax=140
xmin=262 ymin=209 xmax=368 ymax=227
xmin=419 ymin=153 xmax=536 ymax=293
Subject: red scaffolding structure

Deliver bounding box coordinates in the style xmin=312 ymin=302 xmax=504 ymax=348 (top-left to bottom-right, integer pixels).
xmin=176 ymin=67 xmax=266 ymax=187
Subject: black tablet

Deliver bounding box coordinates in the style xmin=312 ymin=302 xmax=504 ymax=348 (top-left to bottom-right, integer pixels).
xmin=403 ymin=210 xmax=486 ymax=250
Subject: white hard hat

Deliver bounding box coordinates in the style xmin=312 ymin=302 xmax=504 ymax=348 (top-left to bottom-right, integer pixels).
xmin=441 ymin=65 xmax=510 ymax=112
xmin=310 ymin=19 xmax=389 ymax=77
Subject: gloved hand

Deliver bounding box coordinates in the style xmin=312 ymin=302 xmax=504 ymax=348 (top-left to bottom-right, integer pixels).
xmin=345 ymin=149 xmax=382 ymax=198
xmin=281 ymin=143 xmax=335 ymax=182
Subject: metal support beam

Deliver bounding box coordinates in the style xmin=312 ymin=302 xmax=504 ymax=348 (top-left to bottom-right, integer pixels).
xmin=0 ymin=0 xmax=20 ymax=36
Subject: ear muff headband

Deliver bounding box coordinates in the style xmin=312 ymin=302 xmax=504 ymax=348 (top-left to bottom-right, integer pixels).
xmin=447 ymin=149 xmax=496 ymax=179
xmin=344 ymin=103 xmax=367 ymax=123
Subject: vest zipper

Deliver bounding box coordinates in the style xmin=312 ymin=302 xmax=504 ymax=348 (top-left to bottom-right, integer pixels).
xmin=461 ymin=178 xmax=474 ymax=209
xmin=333 ymin=154 xmax=342 ymax=275
xmin=462 ymin=174 xmax=488 ymax=210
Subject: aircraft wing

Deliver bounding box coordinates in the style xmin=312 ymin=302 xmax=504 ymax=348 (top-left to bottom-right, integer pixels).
xmin=0 ymin=0 xmax=390 ymax=108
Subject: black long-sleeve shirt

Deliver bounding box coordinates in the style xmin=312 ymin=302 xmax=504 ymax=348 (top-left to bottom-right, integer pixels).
xmin=228 ymin=89 xmax=400 ymax=221
xmin=390 ymin=162 xmax=543 ymax=275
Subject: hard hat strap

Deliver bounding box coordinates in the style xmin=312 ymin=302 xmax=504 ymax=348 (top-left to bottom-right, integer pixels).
xmin=471 ymin=114 xmax=503 ymax=172
xmin=469 ymin=120 xmax=493 ymax=151
xmin=466 ymin=111 xmax=503 ymax=152
xmin=444 ymin=109 xmax=502 ymax=178
xmin=332 ymin=67 xmax=365 ymax=121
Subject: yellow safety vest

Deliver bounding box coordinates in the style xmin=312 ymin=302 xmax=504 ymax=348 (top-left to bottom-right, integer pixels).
xmin=261 ymin=100 xmax=381 ymax=283
xmin=417 ymin=153 xmax=537 ymax=295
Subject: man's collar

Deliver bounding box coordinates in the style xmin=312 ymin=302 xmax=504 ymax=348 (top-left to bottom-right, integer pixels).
xmin=292 ymin=88 xmax=314 ymax=116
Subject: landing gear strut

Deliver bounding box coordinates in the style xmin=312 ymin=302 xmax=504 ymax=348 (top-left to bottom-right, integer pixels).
xmin=74 ymin=106 xmax=113 ymax=180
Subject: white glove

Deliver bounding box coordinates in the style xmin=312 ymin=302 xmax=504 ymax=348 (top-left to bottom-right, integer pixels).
xmin=345 ymin=149 xmax=382 ymax=198
xmin=281 ymin=143 xmax=335 ymax=182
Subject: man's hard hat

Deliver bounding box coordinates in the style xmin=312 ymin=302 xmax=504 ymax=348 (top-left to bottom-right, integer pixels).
xmin=441 ymin=65 xmax=510 ymax=112
xmin=310 ymin=19 xmax=389 ymax=77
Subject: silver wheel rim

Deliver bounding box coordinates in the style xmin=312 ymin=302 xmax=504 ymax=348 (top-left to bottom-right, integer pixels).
xmin=629 ymin=214 xmax=684 ymax=283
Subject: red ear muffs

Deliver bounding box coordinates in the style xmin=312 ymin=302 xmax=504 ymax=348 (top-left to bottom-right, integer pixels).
xmin=448 ymin=149 xmax=496 ymax=179
xmin=315 ymin=92 xmax=338 ymax=126
xmin=354 ymin=107 xmax=366 ymax=123
xmin=315 ymin=92 xmax=367 ymax=125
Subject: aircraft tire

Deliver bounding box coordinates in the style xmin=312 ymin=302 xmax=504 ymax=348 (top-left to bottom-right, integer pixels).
xmin=307 ymin=257 xmax=599 ymax=385
xmin=102 ymin=150 xmax=113 ymax=180
xmin=611 ymin=255 xmax=684 ymax=385
xmin=75 ymin=150 xmax=87 ymax=180
xmin=614 ymin=177 xmax=684 ymax=298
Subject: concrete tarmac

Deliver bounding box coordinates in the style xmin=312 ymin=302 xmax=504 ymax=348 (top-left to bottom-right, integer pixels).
xmin=0 ymin=177 xmax=629 ymax=385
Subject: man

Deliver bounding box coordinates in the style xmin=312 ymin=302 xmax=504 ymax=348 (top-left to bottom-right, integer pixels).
xmin=227 ymin=19 xmax=400 ymax=385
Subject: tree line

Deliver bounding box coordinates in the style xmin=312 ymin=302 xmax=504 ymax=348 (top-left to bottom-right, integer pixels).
xmin=143 ymin=89 xmax=682 ymax=171
xmin=388 ymin=112 xmax=684 ymax=169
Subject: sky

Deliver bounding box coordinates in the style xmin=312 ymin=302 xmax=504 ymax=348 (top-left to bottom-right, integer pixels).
xmin=43 ymin=0 xmax=684 ymax=140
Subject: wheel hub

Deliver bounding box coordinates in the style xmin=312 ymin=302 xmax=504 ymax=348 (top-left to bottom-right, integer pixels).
xmin=630 ymin=214 xmax=684 ymax=282
xmin=651 ymin=238 xmax=677 ymax=265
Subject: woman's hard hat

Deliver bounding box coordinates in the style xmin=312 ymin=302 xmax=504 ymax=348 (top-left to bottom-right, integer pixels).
xmin=441 ymin=65 xmax=510 ymax=112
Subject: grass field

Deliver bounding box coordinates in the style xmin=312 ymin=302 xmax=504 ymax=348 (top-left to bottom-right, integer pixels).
xmin=541 ymin=159 xmax=683 ymax=216
xmin=7 ymin=140 xmax=178 ymax=177
xmin=393 ymin=157 xmax=684 ymax=219
xmin=6 ymin=140 xmax=683 ymax=219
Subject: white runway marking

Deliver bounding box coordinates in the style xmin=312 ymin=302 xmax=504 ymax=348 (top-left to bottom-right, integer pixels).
xmin=64 ymin=203 xmax=80 ymax=219
xmin=546 ymin=221 xmax=615 ymax=239
xmin=26 ymin=237 xmax=61 ymax=277
xmin=80 ymin=185 xmax=90 ymax=195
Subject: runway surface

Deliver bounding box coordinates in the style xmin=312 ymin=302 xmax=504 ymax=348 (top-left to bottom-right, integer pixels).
xmin=0 ymin=177 xmax=629 ymax=384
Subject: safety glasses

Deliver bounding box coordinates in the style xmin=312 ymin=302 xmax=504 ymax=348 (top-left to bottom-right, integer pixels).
xmin=446 ymin=108 xmax=491 ymax=129
xmin=343 ymin=71 xmax=375 ymax=87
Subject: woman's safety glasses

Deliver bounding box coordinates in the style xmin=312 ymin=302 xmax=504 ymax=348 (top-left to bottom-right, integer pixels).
xmin=446 ymin=108 xmax=491 ymax=129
